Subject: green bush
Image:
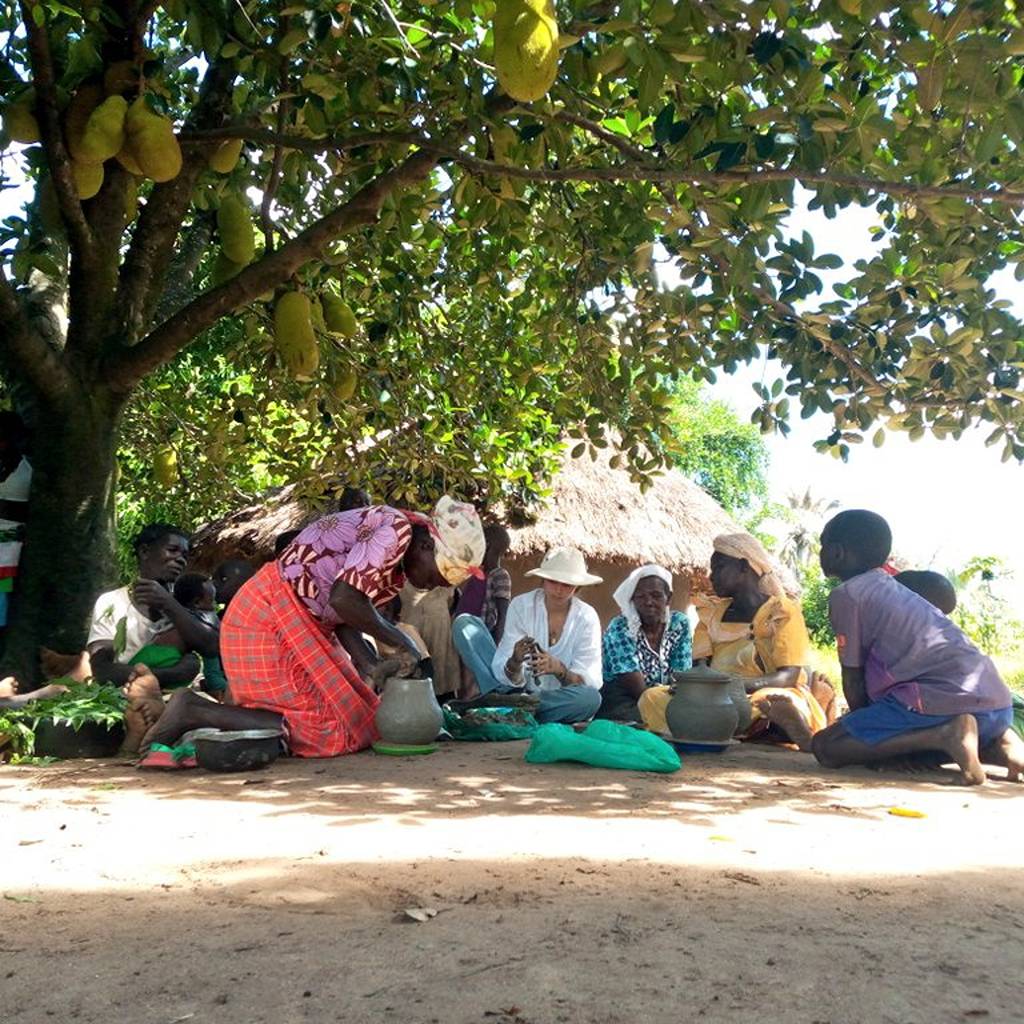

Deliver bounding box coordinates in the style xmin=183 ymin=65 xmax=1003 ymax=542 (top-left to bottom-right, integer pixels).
xmin=800 ymin=563 xmax=837 ymax=649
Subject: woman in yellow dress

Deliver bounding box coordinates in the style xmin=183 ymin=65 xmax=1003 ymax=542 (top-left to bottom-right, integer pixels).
xmin=638 ymin=534 xmax=836 ymax=750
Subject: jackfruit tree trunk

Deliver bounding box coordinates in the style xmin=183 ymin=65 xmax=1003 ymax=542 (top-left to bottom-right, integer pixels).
xmin=0 ymin=382 xmax=124 ymax=687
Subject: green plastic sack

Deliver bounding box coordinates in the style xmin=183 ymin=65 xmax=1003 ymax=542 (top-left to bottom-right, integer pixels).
xmin=443 ymin=707 xmax=538 ymax=742
xmin=524 ymin=719 xmax=681 ymax=773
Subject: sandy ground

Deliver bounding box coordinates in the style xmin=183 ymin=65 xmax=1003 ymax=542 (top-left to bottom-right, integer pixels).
xmin=1 ymin=741 xmax=1021 ymax=1024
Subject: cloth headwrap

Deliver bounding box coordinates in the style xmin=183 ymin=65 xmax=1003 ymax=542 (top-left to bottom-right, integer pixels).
xmin=713 ymin=533 xmax=784 ymax=597
xmin=430 ymin=496 xmax=485 ymax=587
xmin=613 ymin=564 xmax=673 ymax=632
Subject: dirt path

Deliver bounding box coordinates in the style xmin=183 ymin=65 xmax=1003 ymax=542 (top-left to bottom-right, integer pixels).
xmin=2 ymin=742 xmax=1021 ymax=1024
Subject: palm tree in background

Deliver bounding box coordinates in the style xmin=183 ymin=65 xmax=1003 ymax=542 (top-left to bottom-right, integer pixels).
xmin=778 ymin=489 xmax=840 ymax=572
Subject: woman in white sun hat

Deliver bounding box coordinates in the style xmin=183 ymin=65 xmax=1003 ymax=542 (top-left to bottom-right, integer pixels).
xmin=452 ymin=546 xmax=603 ymax=724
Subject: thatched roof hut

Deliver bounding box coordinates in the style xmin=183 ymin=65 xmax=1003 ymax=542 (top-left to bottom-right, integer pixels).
xmin=191 ymin=442 xmax=791 ymax=625
xmin=498 ymin=444 xmax=793 ymax=622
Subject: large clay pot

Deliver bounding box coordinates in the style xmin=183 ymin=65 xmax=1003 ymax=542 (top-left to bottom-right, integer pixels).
xmin=374 ymin=677 xmax=444 ymax=746
xmin=665 ymin=666 xmax=739 ymax=749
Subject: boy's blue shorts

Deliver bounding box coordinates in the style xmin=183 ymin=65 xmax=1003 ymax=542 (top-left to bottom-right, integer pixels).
xmin=842 ymin=695 xmax=1013 ymax=748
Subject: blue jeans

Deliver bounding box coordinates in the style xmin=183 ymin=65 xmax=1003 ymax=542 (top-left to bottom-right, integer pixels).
xmin=452 ymin=614 xmax=601 ymax=725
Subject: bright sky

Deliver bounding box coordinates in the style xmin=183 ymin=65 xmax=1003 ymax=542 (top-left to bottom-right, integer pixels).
xmin=700 ymin=195 xmax=1024 ymax=607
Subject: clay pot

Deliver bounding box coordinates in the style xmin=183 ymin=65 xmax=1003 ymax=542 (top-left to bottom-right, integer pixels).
xmin=374 ymin=677 xmax=444 ymax=746
xmin=665 ymin=666 xmax=739 ymax=748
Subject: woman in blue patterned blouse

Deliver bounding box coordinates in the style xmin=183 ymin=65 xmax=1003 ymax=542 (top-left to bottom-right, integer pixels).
xmin=597 ymin=565 xmax=692 ymax=723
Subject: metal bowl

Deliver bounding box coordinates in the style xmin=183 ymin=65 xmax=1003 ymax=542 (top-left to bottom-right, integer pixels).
xmin=192 ymin=729 xmax=282 ymax=772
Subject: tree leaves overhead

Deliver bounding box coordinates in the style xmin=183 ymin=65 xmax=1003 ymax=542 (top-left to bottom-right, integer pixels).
xmin=2 ymin=0 xmax=1024 ymax=521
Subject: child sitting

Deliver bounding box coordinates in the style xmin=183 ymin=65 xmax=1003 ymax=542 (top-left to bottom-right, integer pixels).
xmin=811 ymin=510 xmax=1022 ymax=786
xmin=171 ymin=572 xmax=228 ymax=697
xmin=894 ymin=570 xmax=957 ymax=615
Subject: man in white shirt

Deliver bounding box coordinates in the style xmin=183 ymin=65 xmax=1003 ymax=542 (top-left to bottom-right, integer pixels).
xmin=87 ymin=523 xmax=216 ymax=689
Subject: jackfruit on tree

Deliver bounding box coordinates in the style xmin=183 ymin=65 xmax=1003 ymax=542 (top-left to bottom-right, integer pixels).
xmin=493 ymin=0 xmax=560 ymax=103
xmin=72 ymin=160 xmax=104 ymax=200
xmin=211 ymin=250 xmax=244 ymax=285
xmin=124 ymin=174 xmax=138 ymax=221
xmin=154 ymin=446 xmax=179 ymax=487
xmin=334 ymin=367 xmax=358 ymax=401
xmin=3 ymin=101 xmax=39 ymax=144
xmin=115 ymin=145 xmax=144 ymax=176
xmin=64 ymin=84 xmax=103 ymax=162
xmin=217 ymin=193 xmax=255 ymax=265
xmin=77 ymin=95 xmax=128 ymax=163
xmin=124 ymin=97 xmax=182 ymax=182
xmin=322 ymin=294 xmax=357 ymax=336
xmin=209 ymin=137 xmax=243 ymax=173
xmin=274 ymin=291 xmax=320 ymax=379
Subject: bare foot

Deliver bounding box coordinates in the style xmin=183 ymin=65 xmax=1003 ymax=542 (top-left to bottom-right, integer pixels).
xmin=941 ymin=714 xmax=986 ymax=786
xmin=0 ymin=676 xmax=18 ymax=698
xmin=755 ymin=692 xmax=814 ymax=752
xmin=122 ymin=665 xmax=165 ymax=722
xmin=121 ymin=700 xmax=162 ymax=755
xmin=139 ymin=689 xmax=211 ymax=754
xmin=123 ymin=664 xmax=162 ymax=703
xmin=982 ymin=728 xmax=1024 ymax=783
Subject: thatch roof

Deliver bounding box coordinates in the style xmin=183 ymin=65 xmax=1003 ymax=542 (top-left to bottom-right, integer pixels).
xmin=503 ymin=444 xmax=743 ymax=577
xmin=192 ymin=441 xmax=795 ymax=591
xmin=190 ymin=484 xmax=318 ymax=571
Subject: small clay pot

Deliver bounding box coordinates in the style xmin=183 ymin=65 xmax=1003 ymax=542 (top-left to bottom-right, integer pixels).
xmin=665 ymin=666 xmax=739 ymax=748
xmin=374 ymin=677 xmax=444 ymax=746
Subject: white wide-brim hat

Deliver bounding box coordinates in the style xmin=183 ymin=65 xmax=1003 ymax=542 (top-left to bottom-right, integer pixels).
xmin=525 ymin=546 xmax=603 ymax=587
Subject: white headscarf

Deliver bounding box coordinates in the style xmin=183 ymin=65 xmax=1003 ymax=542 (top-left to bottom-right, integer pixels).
xmin=613 ymin=564 xmax=673 ymax=632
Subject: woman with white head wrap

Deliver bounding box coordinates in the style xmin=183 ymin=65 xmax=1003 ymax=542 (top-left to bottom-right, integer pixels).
xmin=596 ymin=565 xmax=693 ymax=723
xmin=637 ymin=533 xmax=836 ymax=749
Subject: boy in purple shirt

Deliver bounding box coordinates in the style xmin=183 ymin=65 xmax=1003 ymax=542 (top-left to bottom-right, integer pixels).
xmin=811 ymin=510 xmax=1022 ymax=786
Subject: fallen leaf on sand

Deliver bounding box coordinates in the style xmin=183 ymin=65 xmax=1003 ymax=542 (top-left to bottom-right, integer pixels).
xmin=888 ymin=806 xmax=926 ymax=818
xmin=3 ymin=893 xmax=38 ymax=903
xmin=709 ymin=834 xmax=734 ymax=842
xmin=723 ymin=871 xmax=761 ymax=886
xmin=401 ymin=906 xmax=439 ymax=923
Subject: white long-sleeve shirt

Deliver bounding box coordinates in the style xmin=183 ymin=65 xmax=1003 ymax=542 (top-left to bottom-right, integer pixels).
xmin=491 ymin=589 xmax=603 ymax=692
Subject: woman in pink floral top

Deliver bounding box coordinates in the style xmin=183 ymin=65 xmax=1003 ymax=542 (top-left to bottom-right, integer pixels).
xmin=137 ymin=499 xmax=484 ymax=760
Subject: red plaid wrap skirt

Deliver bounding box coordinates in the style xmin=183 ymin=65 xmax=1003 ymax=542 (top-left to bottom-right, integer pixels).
xmin=221 ymin=562 xmax=379 ymax=757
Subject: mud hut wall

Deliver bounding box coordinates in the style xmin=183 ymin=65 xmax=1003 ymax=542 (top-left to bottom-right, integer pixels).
xmin=505 ymin=556 xmax=705 ymax=628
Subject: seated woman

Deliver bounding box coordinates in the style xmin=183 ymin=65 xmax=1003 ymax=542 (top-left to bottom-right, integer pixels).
xmin=638 ymin=534 xmax=835 ymax=750
xmin=87 ymin=524 xmax=218 ymax=690
xmin=597 ymin=565 xmax=692 ymax=722
xmin=453 ymin=547 xmax=603 ymax=724
xmin=138 ymin=497 xmax=484 ymax=759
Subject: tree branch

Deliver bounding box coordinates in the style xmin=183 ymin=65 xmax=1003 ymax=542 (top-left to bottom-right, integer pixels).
xmin=0 ymin=264 xmax=73 ymax=403
xmin=443 ymin=153 xmax=1024 ymax=210
xmin=178 ymin=125 xmax=423 ymax=153
xmin=106 ymin=92 xmax=514 ymax=392
xmin=105 ymin=148 xmax=440 ymax=392
xmin=20 ymin=4 xmax=95 ymax=264
xmin=151 ymin=214 xmax=215 ymax=324
xmin=182 ymin=124 xmax=1024 ymax=209
xmin=114 ymin=61 xmax=237 ymax=346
